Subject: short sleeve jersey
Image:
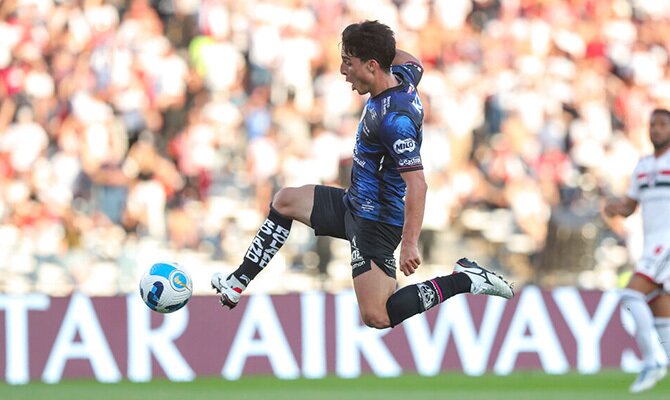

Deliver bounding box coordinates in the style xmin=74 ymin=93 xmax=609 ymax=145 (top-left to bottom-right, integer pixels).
xmin=344 ymin=62 xmax=424 ymax=227
xmin=626 ymin=149 xmax=670 ymax=253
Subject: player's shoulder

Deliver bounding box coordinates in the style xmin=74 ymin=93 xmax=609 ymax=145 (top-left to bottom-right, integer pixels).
xmin=382 ymin=82 xmax=421 ymax=113
xmin=633 ymin=155 xmax=653 ymax=171
xmin=637 ymin=153 xmax=658 ymax=163
xmin=659 ymin=149 xmax=670 ymax=163
xmin=638 ymin=152 xmax=670 ymax=166
xmin=633 ymin=154 xmax=667 ymax=174
xmin=391 ymin=63 xmax=423 ymax=84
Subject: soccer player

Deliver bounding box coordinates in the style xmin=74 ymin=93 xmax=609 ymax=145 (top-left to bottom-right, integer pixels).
xmin=603 ymin=108 xmax=670 ymax=393
xmin=212 ymin=20 xmax=513 ymax=329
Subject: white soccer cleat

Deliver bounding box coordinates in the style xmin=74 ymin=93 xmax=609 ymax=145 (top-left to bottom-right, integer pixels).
xmin=454 ymin=258 xmax=514 ymax=300
xmin=629 ymin=364 xmax=667 ymax=393
xmin=211 ymin=272 xmax=242 ymax=309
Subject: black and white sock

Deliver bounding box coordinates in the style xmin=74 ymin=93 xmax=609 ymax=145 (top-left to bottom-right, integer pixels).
xmin=232 ymin=206 xmax=292 ymax=290
xmin=385 ymin=272 xmax=472 ymax=327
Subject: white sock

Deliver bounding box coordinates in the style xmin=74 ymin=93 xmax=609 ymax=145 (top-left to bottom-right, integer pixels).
xmin=655 ymin=317 xmax=670 ymax=364
xmin=621 ymin=289 xmax=658 ymax=367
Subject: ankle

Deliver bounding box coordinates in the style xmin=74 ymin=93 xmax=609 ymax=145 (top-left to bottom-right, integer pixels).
xmin=229 ymin=273 xmax=248 ymax=291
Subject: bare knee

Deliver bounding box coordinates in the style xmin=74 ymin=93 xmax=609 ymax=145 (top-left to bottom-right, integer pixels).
xmin=361 ymin=310 xmax=391 ymax=329
xmin=271 ymin=186 xmax=315 ymax=224
xmin=272 ymin=188 xmax=297 ymax=217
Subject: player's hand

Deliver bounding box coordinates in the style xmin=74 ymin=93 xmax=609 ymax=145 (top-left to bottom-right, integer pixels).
xmin=399 ymin=242 xmax=421 ymax=276
xmin=602 ymin=198 xmax=621 ymax=218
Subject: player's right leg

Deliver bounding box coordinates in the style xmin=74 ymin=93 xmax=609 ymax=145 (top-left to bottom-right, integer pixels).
xmin=353 ymin=262 xmax=396 ymax=328
xmin=650 ymin=293 xmax=670 ymax=360
xmin=622 ymin=274 xmax=667 ymax=393
xmin=383 ymin=258 xmax=513 ymax=328
xmin=211 ymin=185 xmax=317 ymax=308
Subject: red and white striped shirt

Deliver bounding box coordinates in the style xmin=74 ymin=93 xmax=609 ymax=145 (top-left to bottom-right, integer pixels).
xmin=627 ymin=148 xmax=670 ymax=254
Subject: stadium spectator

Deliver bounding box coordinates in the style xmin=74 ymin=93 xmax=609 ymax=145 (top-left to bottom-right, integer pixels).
xmin=0 ymin=0 xmax=667 ymax=300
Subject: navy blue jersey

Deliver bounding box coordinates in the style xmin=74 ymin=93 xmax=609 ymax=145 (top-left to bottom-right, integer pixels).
xmin=345 ymin=62 xmax=424 ymax=227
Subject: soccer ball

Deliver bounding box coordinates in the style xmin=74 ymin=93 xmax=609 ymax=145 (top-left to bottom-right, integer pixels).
xmin=139 ymin=262 xmax=193 ymax=313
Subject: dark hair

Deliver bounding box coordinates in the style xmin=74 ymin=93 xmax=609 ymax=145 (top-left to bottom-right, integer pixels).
xmin=652 ymin=108 xmax=670 ymax=119
xmin=341 ymin=20 xmax=396 ymax=71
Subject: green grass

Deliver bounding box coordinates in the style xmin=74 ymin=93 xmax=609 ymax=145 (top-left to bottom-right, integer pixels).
xmin=2 ymin=371 xmax=669 ymax=400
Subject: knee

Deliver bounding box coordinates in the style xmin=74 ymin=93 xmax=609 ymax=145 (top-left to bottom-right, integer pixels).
xmin=620 ymin=288 xmax=645 ymax=306
xmin=360 ymin=310 xmax=391 ymax=329
xmin=271 ymin=188 xmax=294 ymax=216
xmin=619 ymin=288 xmax=649 ymax=316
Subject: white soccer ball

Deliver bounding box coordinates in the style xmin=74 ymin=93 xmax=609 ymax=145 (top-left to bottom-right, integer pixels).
xmin=139 ymin=262 xmax=193 ymax=313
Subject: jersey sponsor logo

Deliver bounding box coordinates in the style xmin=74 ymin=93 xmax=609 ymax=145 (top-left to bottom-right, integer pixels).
xmin=398 ymin=156 xmax=421 ymax=167
xmin=393 ymin=138 xmax=416 ymax=154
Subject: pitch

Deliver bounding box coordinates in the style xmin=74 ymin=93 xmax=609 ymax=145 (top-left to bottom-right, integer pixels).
xmin=2 ymin=371 xmax=669 ymax=400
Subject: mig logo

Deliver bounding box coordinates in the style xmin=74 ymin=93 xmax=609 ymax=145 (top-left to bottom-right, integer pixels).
xmin=393 ymin=138 xmax=416 ymax=154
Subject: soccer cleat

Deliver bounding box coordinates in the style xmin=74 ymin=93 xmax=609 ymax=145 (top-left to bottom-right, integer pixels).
xmin=211 ymin=272 xmax=243 ymax=309
xmin=454 ymin=258 xmax=514 ymax=300
xmin=629 ymin=364 xmax=667 ymax=393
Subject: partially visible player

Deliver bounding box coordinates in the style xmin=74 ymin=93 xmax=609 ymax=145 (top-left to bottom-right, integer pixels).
xmin=603 ymin=108 xmax=670 ymax=393
xmin=212 ymin=20 xmax=513 ymax=330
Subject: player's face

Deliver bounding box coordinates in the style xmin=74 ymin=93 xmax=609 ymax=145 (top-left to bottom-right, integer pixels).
xmin=340 ymin=50 xmax=373 ymax=95
xmin=650 ymin=112 xmax=670 ymax=152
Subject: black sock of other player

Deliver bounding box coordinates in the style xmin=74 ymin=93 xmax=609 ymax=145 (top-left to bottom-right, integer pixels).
xmin=232 ymin=205 xmax=293 ymax=288
xmin=385 ymin=272 xmax=472 ymax=327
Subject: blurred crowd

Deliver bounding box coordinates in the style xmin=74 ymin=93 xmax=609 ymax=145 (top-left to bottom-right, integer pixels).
xmin=1 ymin=0 xmax=669 ymax=296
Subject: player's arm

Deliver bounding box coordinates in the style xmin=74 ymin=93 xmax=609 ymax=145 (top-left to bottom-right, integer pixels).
xmin=393 ymin=49 xmax=422 ymax=68
xmin=603 ymin=196 xmax=638 ymax=218
xmin=399 ymin=169 xmax=427 ymax=276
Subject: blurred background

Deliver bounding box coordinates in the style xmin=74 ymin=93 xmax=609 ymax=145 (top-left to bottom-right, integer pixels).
xmin=0 ymin=0 xmax=667 ymax=298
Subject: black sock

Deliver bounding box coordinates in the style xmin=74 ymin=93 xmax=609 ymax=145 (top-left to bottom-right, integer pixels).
xmin=233 ymin=206 xmax=292 ymax=285
xmin=386 ymin=272 xmax=472 ymax=327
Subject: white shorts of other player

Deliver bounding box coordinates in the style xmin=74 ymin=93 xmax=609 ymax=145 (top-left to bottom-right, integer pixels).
xmin=636 ymin=241 xmax=670 ymax=291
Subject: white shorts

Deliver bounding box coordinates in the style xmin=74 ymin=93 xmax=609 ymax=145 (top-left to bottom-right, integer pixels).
xmin=636 ymin=243 xmax=670 ymax=291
